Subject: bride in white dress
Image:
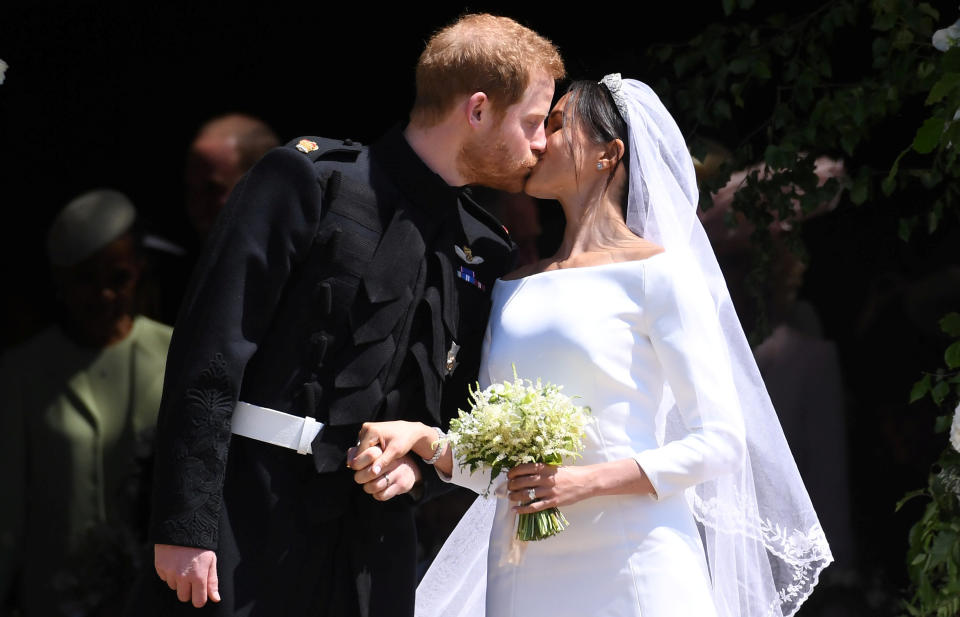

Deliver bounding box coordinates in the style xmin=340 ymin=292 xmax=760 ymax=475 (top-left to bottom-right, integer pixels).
xmin=349 ymin=75 xmax=832 ymax=617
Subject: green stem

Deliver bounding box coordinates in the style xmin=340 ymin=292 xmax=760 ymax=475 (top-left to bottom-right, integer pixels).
xmin=516 ymin=508 xmax=570 ymax=542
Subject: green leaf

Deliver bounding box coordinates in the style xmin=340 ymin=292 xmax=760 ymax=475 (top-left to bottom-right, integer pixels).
xmin=714 ymin=99 xmax=732 ymax=121
xmin=729 ymin=57 xmax=751 ymax=74
xmin=873 ymin=11 xmax=897 ymax=31
xmin=913 ymin=117 xmax=946 ymax=154
xmin=918 ymin=3 xmax=940 ymax=20
xmin=899 ymin=216 xmax=916 ymax=242
xmin=752 ymin=61 xmax=772 ymax=80
xmin=850 ymin=175 xmax=869 ymax=205
xmin=911 ymin=374 xmax=932 ymax=403
xmin=730 ymin=82 xmax=745 ymax=108
xmin=926 ymin=73 xmax=960 ymax=105
xmin=943 ymin=47 xmax=960 ymax=73
xmin=940 ymin=313 xmax=960 ymax=337
xmin=930 ymin=530 xmax=957 ymax=565
xmin=722 ymin=0 xmax=735 ymax=16
xmin=898 ymin=488 xmax=929 ymax=511
xmin=932 ymin=380 xmax=950 ymax=405
xmin=935 ymin=414 xmax=952 ymax=433
xmin=945 ymin=341 xmax=960 ymax=369
xmin=893 ymin=29 xmax=915 ymax=50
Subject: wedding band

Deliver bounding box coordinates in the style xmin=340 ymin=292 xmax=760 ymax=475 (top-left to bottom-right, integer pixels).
xmin=526 ymin=488 xmax=536 ymax=501
xmin=385 ymin=474 xmax=392 ymax=486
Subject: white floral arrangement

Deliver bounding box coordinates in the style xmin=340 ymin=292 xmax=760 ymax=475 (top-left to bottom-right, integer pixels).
xmin=950 ymin=402 xmax=960 ymax=453
xmin=447 ymin=369 xmax=590 ymax=541
xmin=933 ymin=19 xmax=960 ymax=51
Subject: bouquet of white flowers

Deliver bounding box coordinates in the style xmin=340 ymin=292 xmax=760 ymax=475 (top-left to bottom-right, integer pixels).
xmin=446 ymin=369 xmax=590 ymax=541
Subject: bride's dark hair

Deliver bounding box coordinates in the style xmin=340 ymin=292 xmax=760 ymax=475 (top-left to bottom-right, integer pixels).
xmin=563 ymin=79 xmax=631 ymax=219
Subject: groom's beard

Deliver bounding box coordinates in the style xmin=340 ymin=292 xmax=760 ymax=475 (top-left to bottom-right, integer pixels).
xmin=457 ymin=134 xmax=538 ymax=193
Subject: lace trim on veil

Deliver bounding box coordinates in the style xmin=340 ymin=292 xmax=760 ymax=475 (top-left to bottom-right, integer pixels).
xmin=690 ymin=491 xmax=834 ymax=617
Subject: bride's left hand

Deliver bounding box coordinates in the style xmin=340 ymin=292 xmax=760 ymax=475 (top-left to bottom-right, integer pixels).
xmin=506 ymin=463 xmax=594 ymax=513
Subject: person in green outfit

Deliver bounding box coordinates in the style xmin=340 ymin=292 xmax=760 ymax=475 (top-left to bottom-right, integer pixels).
xmin=0 ymin=189 xmax=173 ymax=617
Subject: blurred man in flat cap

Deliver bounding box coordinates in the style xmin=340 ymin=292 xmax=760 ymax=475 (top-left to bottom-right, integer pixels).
xmin=0 ymin=189 xmax=173 ymax=617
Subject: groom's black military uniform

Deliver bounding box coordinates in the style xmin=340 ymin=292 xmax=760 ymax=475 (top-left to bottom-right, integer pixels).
xmin=133 ymin=126 xmax=514 ymax=616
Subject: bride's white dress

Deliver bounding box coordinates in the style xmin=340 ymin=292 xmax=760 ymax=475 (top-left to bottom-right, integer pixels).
xmin=424 ymin=251 xmax=747 ymax=617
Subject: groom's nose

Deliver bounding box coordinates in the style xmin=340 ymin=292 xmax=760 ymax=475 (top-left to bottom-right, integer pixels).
xmin=530 ymin=123 xmax=547 ymax=154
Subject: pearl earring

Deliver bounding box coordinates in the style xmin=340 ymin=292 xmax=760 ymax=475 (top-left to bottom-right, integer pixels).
xmin=596 ymin=162 xmax=604 ymax=170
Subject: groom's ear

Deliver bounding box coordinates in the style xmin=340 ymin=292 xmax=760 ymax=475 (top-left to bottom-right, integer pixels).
xmin=465 ymin=92 xmax=490 ymax=128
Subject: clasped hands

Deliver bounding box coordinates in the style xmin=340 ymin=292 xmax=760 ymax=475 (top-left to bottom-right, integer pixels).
xmin=348 ymin=421 xmax=596 ymax=513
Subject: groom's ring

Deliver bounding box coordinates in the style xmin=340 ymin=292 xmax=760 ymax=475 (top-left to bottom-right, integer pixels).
xmin=526 ymin=488 xmax=536 ymax=501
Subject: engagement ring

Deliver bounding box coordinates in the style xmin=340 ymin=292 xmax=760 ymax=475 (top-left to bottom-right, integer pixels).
xmin=527 ymin=488 xmax=536 ymax=501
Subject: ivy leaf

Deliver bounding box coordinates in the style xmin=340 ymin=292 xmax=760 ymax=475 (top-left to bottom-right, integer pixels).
xmin=940 ymin=313 xmax=960 ymax=337
xmin=932 ymin=380 xmax=950 ymax=405
xmin=913 ymin=117 xmax=945 ymax=154
xmin=898 ymin=488 xmax=929 ymax=511
xmin=731 ymin=82 xmax=745 ymax=107
xmin=714 ymin=99 xmax=732 ymax=121
xmin=873 ymin=10 xmax=897 ymax=32
xmin=893 ymin=29 xmax=915 ymax=50
xmin=899 ymin=216 xmax=916 ymax=241
xmin=917 ymin=3 xmax=940 ymax=20
xmin=925 ymin=72 xmax=960 ymax=105
xmin=752 ymin=60 xmax=772 ymax=79
xmin=850 ymin=168 xmax=871 ymax=205
xmin=934 ymin=414 xmax=953 ymax=433
xmin=911 ymin=374 xmax=932 ymax=403
xmin=945 ymin=341 xmax=960 ymax=370
xmin=729 ymin=57 xmax=751 ymax=74
xmin=930 ymin=530 xmax=957 ymax=566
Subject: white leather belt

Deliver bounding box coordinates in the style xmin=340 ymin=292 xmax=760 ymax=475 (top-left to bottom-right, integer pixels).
xmin=231 ymin=401 xmax=324 ymax=455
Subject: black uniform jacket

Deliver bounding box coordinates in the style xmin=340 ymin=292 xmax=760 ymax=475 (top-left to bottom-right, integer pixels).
xmin=135 ymin=126 xmax=515 ymax=617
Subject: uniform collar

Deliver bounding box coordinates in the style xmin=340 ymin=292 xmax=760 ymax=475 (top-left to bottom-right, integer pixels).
xmin=369 ymin=124 xmax=464 ymax=218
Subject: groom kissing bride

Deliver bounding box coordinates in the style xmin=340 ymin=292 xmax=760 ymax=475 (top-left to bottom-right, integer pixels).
xmin=134 ymin=12 xmax=565 ymax=617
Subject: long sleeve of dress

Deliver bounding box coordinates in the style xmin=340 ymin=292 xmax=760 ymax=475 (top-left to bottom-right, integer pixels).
xmin=149 ymin=147 xmax=325 ymax=550
xmin=632 ymin=258 xmax=746 ymax=501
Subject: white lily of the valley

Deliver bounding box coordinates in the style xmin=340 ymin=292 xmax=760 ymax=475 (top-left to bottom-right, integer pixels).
xmin=950 ymin=401 xmax=960 ymax=453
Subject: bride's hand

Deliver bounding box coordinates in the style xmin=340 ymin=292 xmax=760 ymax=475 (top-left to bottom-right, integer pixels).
xmin=349 ymin=421 xmax=431 ymax=469
xmin=506 ymin=463 xmax=594 ymax=513
xmin=349 ymin=421 xmax=453 ymax=486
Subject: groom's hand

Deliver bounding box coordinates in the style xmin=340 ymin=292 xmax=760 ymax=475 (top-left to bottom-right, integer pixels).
xmin=154 ymin=543 xmax=220 ymax=607
xmin=348 ymin=445 xmax=422 ymax=501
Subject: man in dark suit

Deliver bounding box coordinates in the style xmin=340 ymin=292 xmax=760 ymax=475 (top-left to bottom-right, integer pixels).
xmin=137 ymin=13 xmax=565 ymax=617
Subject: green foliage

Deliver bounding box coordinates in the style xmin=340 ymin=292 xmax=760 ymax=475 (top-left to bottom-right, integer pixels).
xmin=902 ymin=313 xmax=960 ymax=616
xmin=653 ymin=3 xmax=960 ymax=611
xmin=649 ymin=0 xmax=960 ymax=338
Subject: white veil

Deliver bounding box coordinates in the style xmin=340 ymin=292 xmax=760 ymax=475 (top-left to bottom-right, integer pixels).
xmin=416 ymin=75 xmax=833 ymax=617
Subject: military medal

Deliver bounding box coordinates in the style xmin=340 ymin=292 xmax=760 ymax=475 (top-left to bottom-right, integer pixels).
xmin=455 ymin=245 xmax=485 ymax=265
xmin=456 ymin=265 xmax=486 ymax=290
xmin=295 ymin=139 xmax=319 ymax=153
